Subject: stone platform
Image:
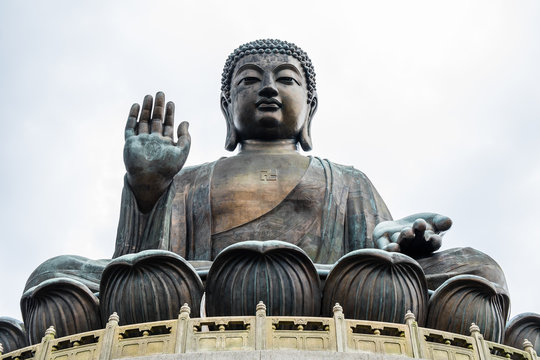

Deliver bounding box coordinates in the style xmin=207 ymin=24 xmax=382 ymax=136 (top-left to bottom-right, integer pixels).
xmin=123 ymin=350 xmax=414 ymax=359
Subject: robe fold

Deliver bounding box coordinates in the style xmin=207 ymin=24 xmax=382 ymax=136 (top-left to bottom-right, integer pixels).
xmin=113 ymin=157 xmax=392 ymax=264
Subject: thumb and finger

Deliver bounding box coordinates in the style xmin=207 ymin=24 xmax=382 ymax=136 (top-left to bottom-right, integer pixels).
xmin=163 ymin=101 xmax=175 ymax=139
xmin=395 ymin=227 xmax=414 ymax=251
xmin=150 ymin=92 xmax=166 ymax=134
xmin=406 ymin=215 xmax=452 ymax=235
xmin=125 ymin=103 xmax=140 ymax=140
xmin=383 ymin=243 xmax=400 ymax=252
xmin=375 ymin=233 xmax=391 ymax=250
xmin=427 ymin=233 xmax=443 ymax=252
xmin=177 ymin=121 xmax=191 ymax=151
xmin=418 ymin=213 xmax=452 ymax=232
xmin=432 ymin=214 xmax=452 ymax=232
xmin=376 ymin=232 xmax=402 ymax=252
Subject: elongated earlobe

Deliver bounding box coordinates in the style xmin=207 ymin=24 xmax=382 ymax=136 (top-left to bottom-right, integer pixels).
xmin=225 ymin=122 xmax=238 ymax=151
xmin=299 ymin=121 xmax=312 ymax=151
xmin=299 ymin=95 xmax=318 ymax=151
xmin=221 ymin=94 xmax=239 ymax=151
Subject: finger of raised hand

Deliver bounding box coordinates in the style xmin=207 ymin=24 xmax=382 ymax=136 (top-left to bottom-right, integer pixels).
xmin=138 ymin=95 xmax=153 ymax=134
xmin=163 ymin=101 xmax=175 ymax=139
xmin=125 ymin=103 xmax=139 ymax=140
xmin=176 ymin=121 xmax=191 ymax=150
xmin=432 ymin=214 xmax=452 ymax=232
xmin=151 ymin=91 xmax=165 ymax=134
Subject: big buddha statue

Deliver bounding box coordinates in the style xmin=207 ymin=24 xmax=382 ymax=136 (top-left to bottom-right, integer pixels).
xmin=12 ymin=39 xmax=530 ymax=353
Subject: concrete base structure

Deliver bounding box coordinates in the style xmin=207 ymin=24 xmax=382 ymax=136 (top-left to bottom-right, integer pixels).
xmin=128 ymin=350 xmax=415 ymax=360
xmin=1 ymin=304 xmax=537 ymax=360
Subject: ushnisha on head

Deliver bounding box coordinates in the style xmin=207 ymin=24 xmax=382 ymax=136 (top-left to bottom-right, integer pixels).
xmin=220 ymin=39 xmax=318 ymax=152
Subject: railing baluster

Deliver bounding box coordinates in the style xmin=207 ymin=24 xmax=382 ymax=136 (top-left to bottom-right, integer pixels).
xmin=333 ymin=303 xmax=347 ymax=352
xmin=98 ymin=313 xmax=119 ymax=360
xmin=255 ymin=301 xmax=267 ymax=350
xmin=175 ymin=304 xmax=191 ymax=353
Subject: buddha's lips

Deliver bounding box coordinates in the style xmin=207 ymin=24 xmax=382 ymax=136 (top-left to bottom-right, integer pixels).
xmin=256 ymin=99 xmax=282 ymax=110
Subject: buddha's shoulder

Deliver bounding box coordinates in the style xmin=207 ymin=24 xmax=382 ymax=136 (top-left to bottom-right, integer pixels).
xmin=170 ymin=157 xmax=376 ymax=191
xmin=171 ymin=160 xmax=222 ymax=188
xmin=309 ymin=157 xmax=373 ymax=185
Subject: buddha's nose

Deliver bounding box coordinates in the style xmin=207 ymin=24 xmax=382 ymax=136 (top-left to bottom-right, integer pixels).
xmin=258 ymin=76 xmax=278 ymax=98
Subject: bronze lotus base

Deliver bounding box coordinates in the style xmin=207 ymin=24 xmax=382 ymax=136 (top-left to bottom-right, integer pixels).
xmin=12 ymin=241 xmax=531 ymax=351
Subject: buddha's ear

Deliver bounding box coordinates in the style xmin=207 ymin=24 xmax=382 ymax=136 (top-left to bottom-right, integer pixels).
xmin=221 ymin=93 xmax=238 ymax=151
xmin=299 ymin=94 xmax=318 ymax=151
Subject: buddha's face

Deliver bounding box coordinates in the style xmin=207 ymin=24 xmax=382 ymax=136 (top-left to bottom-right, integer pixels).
xmin=222 ymin=54 xmax=317 ymax=143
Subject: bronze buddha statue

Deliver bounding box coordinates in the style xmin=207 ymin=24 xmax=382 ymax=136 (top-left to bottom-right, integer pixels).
xmin=13 ymin=39 xmax=523 ymax=350
xmin=115 ymin=41 xmax=451 ymax=263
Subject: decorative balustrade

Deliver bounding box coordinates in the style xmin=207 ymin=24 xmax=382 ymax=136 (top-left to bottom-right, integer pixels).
xmin=0 ymin=303 xmax=537 ymax=360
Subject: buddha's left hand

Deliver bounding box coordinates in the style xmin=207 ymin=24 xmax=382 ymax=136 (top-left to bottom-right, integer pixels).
xmin=373 ymin=213 xmax=452 ymax=258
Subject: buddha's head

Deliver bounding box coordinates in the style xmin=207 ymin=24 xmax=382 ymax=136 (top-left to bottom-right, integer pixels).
xmin=221 ymin=39 xmax=318 ymax=151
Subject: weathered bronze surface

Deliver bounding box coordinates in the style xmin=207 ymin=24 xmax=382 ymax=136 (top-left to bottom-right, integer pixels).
xmin=13 ymin=39 xmax=526 ymax=349
xmin=113 ymin=40 xmax=393 ymax=262
xmin=0 ymin=317 xmax=27 ymax=354
xmin=21 ymin=278 xmax=101 ymax=345
xmin=205 ymin=240 xmax=320 ymax=317
xmin=426 ymin=275 xmax=509 ymax=343
xmin=99 ymin=250 xmax=204 ymax=325
xmin=322 ymin=249 xmax=429 ymax=326
xmin=504 ymin=313 xmax=540 ymax=353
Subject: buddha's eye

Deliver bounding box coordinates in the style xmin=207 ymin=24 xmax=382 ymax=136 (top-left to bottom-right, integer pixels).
xmin=277 ymin=77 xmax=299 ymax=85
xmin=238 ymin=77 xmax=260 ymax=85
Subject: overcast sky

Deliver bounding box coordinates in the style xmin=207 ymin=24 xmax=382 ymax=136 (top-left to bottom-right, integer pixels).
xmin=1 ymin=1 xmax=538 ymax=327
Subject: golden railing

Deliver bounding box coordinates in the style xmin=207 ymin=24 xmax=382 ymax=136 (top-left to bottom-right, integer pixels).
xmin=1 ymin=303 xmax=537 ymax=360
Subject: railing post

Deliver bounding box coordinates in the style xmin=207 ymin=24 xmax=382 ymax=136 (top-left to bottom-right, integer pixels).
xmin=98 ymin=313 xmax=120 ymax=360
xmin=175 ymin=303 xmax=191 ymax=353
xmin=255 ymin=301 xmax=267 ymax=350
xmin=34 ymin=326 xmax=56 ymax=360
xmin=470 ymin=323 xmax=491 ymax=360
xmin=333 ymin=303 xmax=347 ymax=352
xmin=405 ymin=310 xmax=425 ymax=359
xmin=523 ymin=339 xmax=538 ymax=360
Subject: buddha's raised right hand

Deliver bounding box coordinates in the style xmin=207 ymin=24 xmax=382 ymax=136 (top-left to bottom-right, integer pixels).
xmin=124 ymin=92 xmax=191 ymax=213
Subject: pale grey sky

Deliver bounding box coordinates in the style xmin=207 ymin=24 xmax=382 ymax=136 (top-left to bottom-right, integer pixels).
xmin=1 ymin=0 xmax=539 ymax=326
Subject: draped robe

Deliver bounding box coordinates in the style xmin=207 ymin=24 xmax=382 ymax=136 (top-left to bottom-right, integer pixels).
xmin=113 ymin=156 xmax=392 ymax=264
xmin=25 ymin=157 xmax=508 ymax=295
